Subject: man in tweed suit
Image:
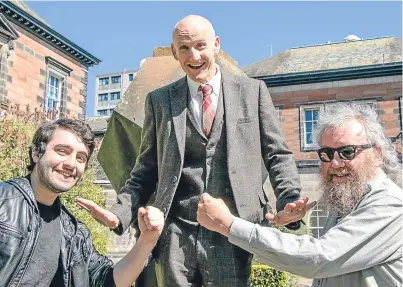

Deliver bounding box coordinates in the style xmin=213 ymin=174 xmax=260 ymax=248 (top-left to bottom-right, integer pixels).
xmin=78 ymin=15 xmax=309 ymax=286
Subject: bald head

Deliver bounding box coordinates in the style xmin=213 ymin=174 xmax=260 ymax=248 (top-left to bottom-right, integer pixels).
xmin=172 ymin=15 xmax=216 ymax=42
xmin=170 ymin=15 xmax=220 ymax=83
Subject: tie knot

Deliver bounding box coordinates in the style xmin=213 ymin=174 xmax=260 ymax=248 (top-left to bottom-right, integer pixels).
xmin=198 ymin=84 xmax=213 ymax=97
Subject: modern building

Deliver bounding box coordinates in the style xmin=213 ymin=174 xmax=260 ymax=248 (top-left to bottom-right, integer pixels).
xmin=95 ymin=69 xmax=137 ymax=116
xmin=0 ymin=0 xmax=100 ymax=119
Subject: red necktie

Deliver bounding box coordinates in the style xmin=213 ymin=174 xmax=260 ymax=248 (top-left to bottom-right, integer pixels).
xmin=199 ymin=84 xmax=215 ymax=137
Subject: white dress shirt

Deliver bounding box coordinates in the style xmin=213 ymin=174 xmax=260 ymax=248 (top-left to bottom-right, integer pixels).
xmin=187 ymin=65 xmax=222 ymax=129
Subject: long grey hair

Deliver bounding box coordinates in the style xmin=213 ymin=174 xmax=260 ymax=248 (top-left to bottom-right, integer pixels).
xmin=314 ymin=102 xmax=402 ymax=187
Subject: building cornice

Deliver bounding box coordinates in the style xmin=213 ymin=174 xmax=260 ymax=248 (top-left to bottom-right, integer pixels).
xmin=0 ymin=1 xmax=101 ymax=67
xmin=254 ymin=62 xmax=402 ymax=87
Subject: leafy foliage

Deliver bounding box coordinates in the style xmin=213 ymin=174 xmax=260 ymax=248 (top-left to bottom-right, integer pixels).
xmin=251 ymin=265 xmax=288 ymax=287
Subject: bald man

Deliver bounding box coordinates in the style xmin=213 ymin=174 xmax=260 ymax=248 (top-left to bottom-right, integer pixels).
xmin=80 ymin=15 xmax=305 ymax=286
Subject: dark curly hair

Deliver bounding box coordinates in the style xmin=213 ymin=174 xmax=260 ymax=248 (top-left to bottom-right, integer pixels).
xmin=27 ymin=119 xmax=95 ymax=172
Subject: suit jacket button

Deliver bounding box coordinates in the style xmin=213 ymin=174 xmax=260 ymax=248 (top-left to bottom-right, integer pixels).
xmin=173 ymin=176 xmax=178 ymax=183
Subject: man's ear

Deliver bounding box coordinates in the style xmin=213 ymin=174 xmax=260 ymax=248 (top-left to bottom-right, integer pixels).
xmin=171 ymin=44 xmax=178 ymax=61
xmin=31 ymin=147 xmax=40 ymax=163
xmin=214 ymin=36 xmax=221 ymax=54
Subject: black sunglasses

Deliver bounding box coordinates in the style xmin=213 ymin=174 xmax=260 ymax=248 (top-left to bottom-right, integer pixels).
xmin=316 ymin=144 xmax=374 ymax=162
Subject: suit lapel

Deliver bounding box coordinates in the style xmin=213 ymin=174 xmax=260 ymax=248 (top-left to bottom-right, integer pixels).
xmin=169 ymin=76 xmax=188 ymax=161
xmin=222 ymin=71 xmax=241 ymax=154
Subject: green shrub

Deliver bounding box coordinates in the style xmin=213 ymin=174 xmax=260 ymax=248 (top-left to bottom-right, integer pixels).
xmin=251 ymin=265 xmax=288 ymax=287
xmin=0 ymin=112 xmax=110 ymax=254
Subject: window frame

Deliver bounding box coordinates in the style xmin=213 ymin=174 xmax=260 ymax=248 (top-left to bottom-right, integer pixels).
xmin=45 ymin=57 xmax=72 ymax=117
xmin=110 ymin=92 xmax=120 ymax=101
xmin=98 ymin=109 xmax=108 ymax=116
xmin=98 ymin=93 xmax=108 ymax=102
xmin=45 ymin=71 xmax=64 ymax=112
xmin=299 ymin=103 xmax=323 ymax=151
xmin=111 ymin=76 xmax=121 ymax=84
xmin=99 ymin=77 xmax=109 ymax=86
xmin=309 ymin=203 xmax=328 ymax=238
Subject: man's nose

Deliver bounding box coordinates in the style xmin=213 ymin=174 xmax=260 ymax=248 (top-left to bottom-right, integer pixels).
xmin=189 ymin=48 xmax=201 ymax=61
xmin=330 ymin=152 xmax=345 ymax=168
xmin=63 ymin=155 xmax=77 ymax=169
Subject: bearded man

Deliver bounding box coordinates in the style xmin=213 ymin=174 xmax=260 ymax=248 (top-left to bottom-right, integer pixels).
xmin=197 ymin=103 xmax=403 ymax=287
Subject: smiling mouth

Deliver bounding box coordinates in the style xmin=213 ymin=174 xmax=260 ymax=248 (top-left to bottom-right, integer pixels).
xmin=56 ymin=170 xmax=73 ymax=179
xmin=331 ymin=173 xmax=350 ymax=179
xmin=187 ymin=63 xmax=205 ymax=69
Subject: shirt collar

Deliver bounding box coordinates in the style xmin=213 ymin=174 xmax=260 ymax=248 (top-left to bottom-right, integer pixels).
xmin=187 ymin=65 xmax=221 ymax=98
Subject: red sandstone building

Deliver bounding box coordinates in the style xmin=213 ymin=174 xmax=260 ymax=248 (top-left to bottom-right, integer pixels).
xmin=0 ymin=1 xmax=100 ymax=119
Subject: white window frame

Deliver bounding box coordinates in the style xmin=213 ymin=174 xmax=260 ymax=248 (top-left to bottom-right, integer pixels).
xmin=300 ymin=103 xmax=323 ymax=151
xmin=46 ymin=70 xmax=64 ymax=112
xmin=309 ymin=203 xmax=328 ymax=238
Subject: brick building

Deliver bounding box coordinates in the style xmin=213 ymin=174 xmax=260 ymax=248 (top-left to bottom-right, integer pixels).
xmin=0 ymin=1 xmax=100 ymax=119
xmin=243 ymin=35 xmax=402 ymax=237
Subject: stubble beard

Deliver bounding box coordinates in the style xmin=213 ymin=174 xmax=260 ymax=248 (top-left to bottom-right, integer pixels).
xmin=37 ymin=159 xmax=76 ymax=195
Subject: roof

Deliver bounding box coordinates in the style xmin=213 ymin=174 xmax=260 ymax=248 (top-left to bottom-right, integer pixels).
xmin=0 ymin=1 xmax=101 ymax=67
xmin=115 ymin=47 xmax=246 ymax=126
xmin=9 ymin=0 xmax=48 ymax=25
xmin=85 ymin=116 xmax=109 ymax=134
xmin=243 ymin=36 xmax=402 ymax=78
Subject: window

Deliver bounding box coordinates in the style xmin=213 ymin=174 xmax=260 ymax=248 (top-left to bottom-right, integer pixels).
xmin=129 ymin=73 xmax=134 ymax=81
xmin=98 ymin=109 xmax=108 ymax=116
xmin=304 ymin=109 xmax=319 ymax=147
xmin=274 ymin=105 xmax=284 ymax=120
xmin=98 ymin=94 xmax=108 ymax=102
xmin=99 ymin=77 xmax=109 ymax=86
xmin=110 ymin=92 xmax=120 ymax=100
xmin=309 ymin=203 xmax=328 ymax=238
xmin=45 ymin=57 xmax=72 ymax=117
xmin=111 ymin=76 xmax=121 ymax=84
xmin=46 ymin=74 xmax=61 ymax=111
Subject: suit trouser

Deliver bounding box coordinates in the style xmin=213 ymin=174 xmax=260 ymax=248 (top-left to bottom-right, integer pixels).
xmin=154 ymin=217 xmax=252 ymax=287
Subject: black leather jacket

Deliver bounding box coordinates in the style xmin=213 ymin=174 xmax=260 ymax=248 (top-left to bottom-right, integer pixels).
xmin=0 ymin=177 xmax=116 ymax=287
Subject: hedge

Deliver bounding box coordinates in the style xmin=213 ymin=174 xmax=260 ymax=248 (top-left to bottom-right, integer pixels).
xmin=251 ymin=265 xmax=288 ymax=287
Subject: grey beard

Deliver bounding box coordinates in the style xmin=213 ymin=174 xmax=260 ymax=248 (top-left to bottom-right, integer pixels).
xmin=319 ymin=173 xmax=369 ymax=217
xmin=319 ymin=159 xmax=378 ymax=217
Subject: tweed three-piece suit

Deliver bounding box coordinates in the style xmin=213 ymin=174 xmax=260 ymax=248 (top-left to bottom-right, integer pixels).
xmin=110 ymin=69 xmax=301 ymax=286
